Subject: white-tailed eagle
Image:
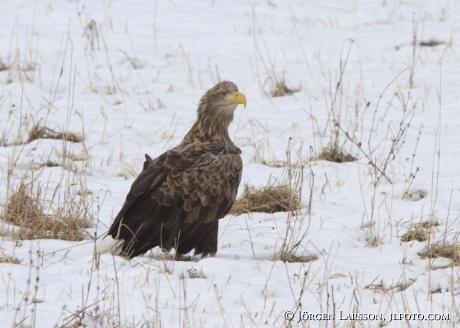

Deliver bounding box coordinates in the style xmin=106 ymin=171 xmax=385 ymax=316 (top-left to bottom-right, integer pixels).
xmin=97 ymin=81 xmax=246 ymax=259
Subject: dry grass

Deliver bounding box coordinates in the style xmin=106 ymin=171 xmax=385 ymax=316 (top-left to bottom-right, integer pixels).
xmin=0 ymin=249 xmax=22 ymax=264
xmin=0 ymin=54 xmax=38 ymax=83
xmin=419 ymin=241 xmax=460 ymax=266
xmin=277 ymin=253 xmax=318 ymax=263
xmin=270 ymin=79 xmax=300 ymax=97
xmin=392 ymin=279 xmax=417 ymax=292
xmin=366 ymin=235 xmax=383 ymax=248
xmin=27 ymin=125 xmax=82 ymax=144
xmin=2 ymin=181 xmax=93 ymax=241
xmin=0 ymin=57 xmax=8 ymax=71
xmin=400 ymin=220 xmax=439 ymax=242
xmin=187 ymin=268 xmax=206 ymax=279
xmin=415 ymin=220 xmax=439 ymax=229
xmin=229 ymin=183 xmax=300 ymax=216
xmin=365 ymin=278 xmax=416 ymax=293
xmin=400 ymin=229 xmax=428 ymax=242
xmin=315 ymin=145 xmax=357 ymax=163
xmin=418 ymin=39 xmax=444 ymax=47
xmin=402 ymin=189 xmax=427 ymax=201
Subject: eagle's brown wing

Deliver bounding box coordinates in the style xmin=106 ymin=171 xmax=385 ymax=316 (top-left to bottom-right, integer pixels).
xmin=106 ymin=142 xmax=242 ymax=258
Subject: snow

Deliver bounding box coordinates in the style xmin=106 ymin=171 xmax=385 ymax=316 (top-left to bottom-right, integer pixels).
xmin=1 ymin=0 xmax=459 ymax=327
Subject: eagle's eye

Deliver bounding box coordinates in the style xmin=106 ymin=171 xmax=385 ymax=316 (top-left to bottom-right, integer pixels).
xmin=220 ymin=92 xmax=227 ymax=96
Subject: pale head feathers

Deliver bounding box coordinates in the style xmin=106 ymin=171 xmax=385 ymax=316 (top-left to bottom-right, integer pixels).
xmin=181 ymin=81 xmax=245 ymax=147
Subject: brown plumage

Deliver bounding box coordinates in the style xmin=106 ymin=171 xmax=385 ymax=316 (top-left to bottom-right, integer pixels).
xmin=97 ymin=81 xmax=246 ymax=259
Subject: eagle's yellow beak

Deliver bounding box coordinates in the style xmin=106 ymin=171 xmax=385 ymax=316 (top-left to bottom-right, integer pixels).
xmin=225 ymin=91 xmax=247 ymax=108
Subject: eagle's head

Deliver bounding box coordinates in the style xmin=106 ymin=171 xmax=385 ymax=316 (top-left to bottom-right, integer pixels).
xmin=181 ymin=81 xmax=246 ymax=146
xmin=198 ymin=81 xmax=246 ymax=121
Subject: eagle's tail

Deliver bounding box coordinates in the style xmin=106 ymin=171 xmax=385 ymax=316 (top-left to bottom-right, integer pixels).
xmin=96 ymin=235 xmax=124 ymax=255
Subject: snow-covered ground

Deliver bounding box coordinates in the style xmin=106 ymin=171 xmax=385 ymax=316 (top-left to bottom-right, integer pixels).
xmin=1 ymin=0 xmax=459 ymax=327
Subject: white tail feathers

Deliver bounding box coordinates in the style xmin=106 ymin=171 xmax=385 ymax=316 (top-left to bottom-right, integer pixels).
xmin=96 ymin=235 xmax=124 ymax=255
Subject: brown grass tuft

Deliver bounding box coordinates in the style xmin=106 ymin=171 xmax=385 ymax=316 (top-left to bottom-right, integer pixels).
xmin=27 ymin=125 xmax=82 ymax=144
xmin=418 ymin=39 xmax=444 ymax=47
xmin=316 ymin=146 xmax=357 ymax=163
xmin=275 ymin=253 xmax=318 ymax=263
xmin=419 ymin=241 xmax=460 ymax=266
xmin=229 ymin=184 xmax=300 ymax=216
xmin=402 ymin=189 xmax=427 ymax=201
xmin=416 ymin=220 xmax=439 ymax=229
xmin=400 ymin=219 xmax=439 ymax=243
xmin=187 ymin=268 xmax=206 ymax=279
xmin=392 ymin=280 xmax=416 ymax=292
xmin=270 ymin=80 xmax=300 ymax=97
xmin=0 ymin=249 xmax=22 ymax=264
xmin=365 ymin=278 xmax=416 ymax=293
xmin=400 ymin=229 xmax=428 ymax=242
xmin=0 ymin=57 xmax=8 ymax=71
xmin=366 ymin=235 xmax=383 ymax=248
xmin=2 ymin=181 xmax=93 ymax=241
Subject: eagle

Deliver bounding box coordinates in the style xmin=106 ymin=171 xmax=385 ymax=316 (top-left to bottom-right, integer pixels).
xmin=96 ymin=81 xmax=246 ymax=259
